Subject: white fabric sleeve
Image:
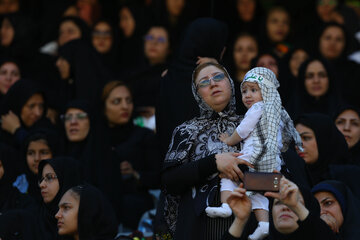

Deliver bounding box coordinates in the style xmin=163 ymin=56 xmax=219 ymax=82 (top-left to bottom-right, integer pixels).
xmin=236 ymin=102 xmax=263 ymax=139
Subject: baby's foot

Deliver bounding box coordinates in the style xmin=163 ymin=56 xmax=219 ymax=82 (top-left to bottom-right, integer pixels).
xmin=205 ymin=203 xmax=232 ymax=218
xmin=248 ymin=221 xmax=269 ymax=240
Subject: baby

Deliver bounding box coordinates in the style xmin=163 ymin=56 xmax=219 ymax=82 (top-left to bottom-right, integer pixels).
xmin=205 ymin=67 xmax=303 ymax=240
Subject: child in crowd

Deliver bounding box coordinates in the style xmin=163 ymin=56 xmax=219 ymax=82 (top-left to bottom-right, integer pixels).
xmin=205 ymin=67 xmax=303 ymax=240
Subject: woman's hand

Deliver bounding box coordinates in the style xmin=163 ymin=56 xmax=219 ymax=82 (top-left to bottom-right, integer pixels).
xmin=320 ymin=213 xmax=339 ymax=233
xmin=1 ymin=111 xmax=21 ymax=134
xmin=215 ymin=152 xmax=253 ymax=182
xmin=265 ymin=177 xmax=309 ymax=220
xmin=120 ymin=161 xmax=139 ymax=179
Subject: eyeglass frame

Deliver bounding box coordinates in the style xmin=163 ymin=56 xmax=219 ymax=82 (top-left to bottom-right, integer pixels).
xmin=196 ymin=72 xmax=227 ymax=89
xmin=144 ymin=34 xmax=167 ymax=44
xmin=61 ymin=112 xmax=89 ymax=122
xmin=38 ymin=173 xmax=58 ymax=186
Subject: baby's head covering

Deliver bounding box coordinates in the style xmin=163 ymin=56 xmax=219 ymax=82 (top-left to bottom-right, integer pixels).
xmin=242 ymin=67 xmax=303 ymax=172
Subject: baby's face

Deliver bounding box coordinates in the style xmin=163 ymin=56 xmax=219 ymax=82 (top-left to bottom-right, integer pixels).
xmin=241 ymin=82 xmax=262 ymax=109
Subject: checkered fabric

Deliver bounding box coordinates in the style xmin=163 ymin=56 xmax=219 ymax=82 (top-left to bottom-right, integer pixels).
xmin=241 ymin=67 xmax=303 ymax=172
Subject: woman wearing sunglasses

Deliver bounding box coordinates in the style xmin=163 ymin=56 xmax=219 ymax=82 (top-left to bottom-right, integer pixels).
xmin=37 ymin=156 xmax=83 ymax=239
xmin=161 ymin=62 xmax=252 ymax=239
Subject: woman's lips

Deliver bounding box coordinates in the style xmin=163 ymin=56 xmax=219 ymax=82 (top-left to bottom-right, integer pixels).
xmin=298 ymin=152 xmax=305 ymax=158
xmin=280 ymin=214 xmax=294 ymax=219
xmin=211 ymin=90 xmax=221 ymax=96
xmin=120 ymin=112 xmax=129 ymax=118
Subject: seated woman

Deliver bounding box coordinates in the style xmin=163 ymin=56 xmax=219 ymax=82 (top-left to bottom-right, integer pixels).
xmin=223 ymin=177 xmax=337 ymax=240
xmin=99 ymin=80 xmax=161 ymax=230
xmin=13 ymin=128 xmax=59 ymax=203
xmin=55 ymin=184 xmax=118 ymax=240
xmin=0 ymin=79 xmax=53 ymax=148
xmin=312 ymin=180 xmax=360 ymax=240
xmin=37 ymin=157 xmax=84 ymax=239
xmin=295 ymin=113 xmax=360 ymax=198
xmin=334 ymin=105 xmax=360 ymax=165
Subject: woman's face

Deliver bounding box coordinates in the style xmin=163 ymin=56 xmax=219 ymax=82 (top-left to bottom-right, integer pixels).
xmin=335 ymin=110 xmax=360 ymax=149
xmin=0 ymin=18 xmax=14 ymax=47
xmin=272 ymin=198 xmax=300 ymax=234
xmin=237 ymin=0 xmax=256 ymax=22
xmin=314 ymin=191 xmax=344 ymax=231
xmin=317 ymin=0 xmax=337 ymax=22
xmin=233 ymin=36 xmax=258 ymax=72
xmin=289 ymin=49 xmax=308 ymax=77
xmin=64 ymin=108 xmax=90 ymax=142
xmin=119 ymin=7 xmax=135 ymax=38
xmin=105 ymin=86 xmax=133 ymax=126
xmin=256 ymin=54 xmax=278 ymax=77
xmin=55 ymin=57 xmax=71 ymax=80
xmin=27 ymin=140 xmax=52 ymax=175
xmin=0 ymin=62 xmax=20 ymax=94
xmin=21 ymin=93 xmax=44 ymax=128
xmin=92 ymin=21 xmax=113 ymax=54
xmin=144 ymin=27 xmax=169 ymax=65
xmin=304 ymin=60 xmax=329 ymax=98
xmin=319 ymin=26 xmax=345 ymax=60
xmin=296 ymin=123 xmax=319 ymax=164
xmin=195 ymin=65 xmax=232 ymax=113
xmin=39 ymin=164 xmax=59 ymax=203
xmin=166 ymin=0 xmax=185 ymax=17
xmin=56 ymin=190 xmax=79 ymax=237
xmin=266 ymin=9 xmax=290 ymax=43
xmin=58 ymin=20 xmax=82 ymax=46
xmin=0 ymin=160 xmax=4 ymax=179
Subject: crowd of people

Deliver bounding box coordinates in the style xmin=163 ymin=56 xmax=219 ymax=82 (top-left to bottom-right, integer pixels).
xmin=0 ymin=0 xmax=359 ymax=239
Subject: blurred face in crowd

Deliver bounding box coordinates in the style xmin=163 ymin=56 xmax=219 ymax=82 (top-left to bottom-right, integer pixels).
xmin=119 ymin=7 xmax=135 ymax=38
xmin=335 ymin=110 xmax=360 ymax=149
xmin=21 ymin=93 xmax=44 ymax=127
xmin=64 ymin=108 xmax=90 ymax=142
xmin=56 ymin=190 xmax=79 ymax=237
xmin=314 ymin=191 xmax=344 ymax=232
xmin=56 ymin=57 xmax=71 ymax=80
xmin=92 ymin=21 xmax=113 ymax=54
xmin=317 ymin=0 xmax=337 ymax=22
xmin=304 ymin=60 xmax=329 ymax=98
xmin=237 ymin=0 xmax=256 ymax=22
xmin=27 ymin=140 xmax=52 ymax=175
xmin=266 ymin=8 xmax=290 ymax=43
xmin=319 ymin=26 xmax=345 ymax=60
xmin=166 ymin=0 xmax=185 ymax=17
xmin=195 ymin=65 xmax=232 ymax=113
xmin=233 ymin=35 xmax=258 ymax=73
xmin=256 ymin=54 xmax=278 ymax=77
xmin=0 ymin=0 xmax=19 ymax=14
xmin=144 ymin=27 xmax=170 ymax=65
xmin=58 ymin=20 xmax=82 ymax=46
xmin=0 ymin=18 xmax=14 ymax=47
xmin=0 ymin=61 xmax=20 ymax=94
xmin=296 ymin=123 xmax=319 ymax=164
xmin=105 ymin=86 xmax=133 ymax=126
xmin=39 ymin=164 xmax=59 ymax=203
xmin=289 ymin=49 xmax=308 ymax=77
xmin=0 ymin=160 xmax=4 ymax=179
xmin=272 ymin=196 xmax=305 ymax=234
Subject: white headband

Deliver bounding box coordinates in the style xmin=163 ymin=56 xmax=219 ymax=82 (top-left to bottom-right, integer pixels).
xmin=242 ymin=73 xmax=276 ymax=89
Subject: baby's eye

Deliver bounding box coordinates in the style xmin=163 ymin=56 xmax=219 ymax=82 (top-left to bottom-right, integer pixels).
xmin=251 ymin=88 xmax=257 ymax=92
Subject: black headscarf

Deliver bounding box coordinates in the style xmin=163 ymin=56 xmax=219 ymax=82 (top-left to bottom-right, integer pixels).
xmin=333 ymin=105 xmax=360 ymax=166
xmin=295 ymin=113 xmax=350 ymax=185
xmin=58 ymin=39 xmax=111 ymax=110
xmin=289 ymin=58 xmax=341 ymax=119
xmin=268 ymin=186 xmax=321 ymax=240
xmin=72 ymin=184 xmax=118 ymax=240
xmin=312 ymin=180 xmax=360 ymax=240
xmin=156 ymin=17 xmax=228 ymax=158
xmin=37 ymin=156 xmax=83 ymax=239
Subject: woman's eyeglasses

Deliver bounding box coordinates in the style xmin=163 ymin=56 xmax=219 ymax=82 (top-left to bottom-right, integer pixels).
xmin=38 ymin=173 xmax=58 ymax=186
xmin=144 ymin=34 xmax=167 ymax=44
xmin=61 ymin=112 xmax=88 ymax=122
xmin=196 ymin=72 xmax=226 ymax=89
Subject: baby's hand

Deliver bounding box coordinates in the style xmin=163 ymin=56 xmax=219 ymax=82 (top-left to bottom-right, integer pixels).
xmin=219 ymin=133 xmax=230 ymax=145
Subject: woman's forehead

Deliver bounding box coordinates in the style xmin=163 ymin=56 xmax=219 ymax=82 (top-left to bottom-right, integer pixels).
xmin=196 ymin=66 xmax=223 ymax=80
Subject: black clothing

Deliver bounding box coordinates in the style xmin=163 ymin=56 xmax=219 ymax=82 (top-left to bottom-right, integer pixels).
xmin=76 ymin=184 xmax=118 ymax=240
xmin=37 ymin=157 xmax=84 ymax=240
xmin=156 ymin=17 xmax=228 ymax=159
xmin=312 ymin=180 xmax=360 ymax=240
